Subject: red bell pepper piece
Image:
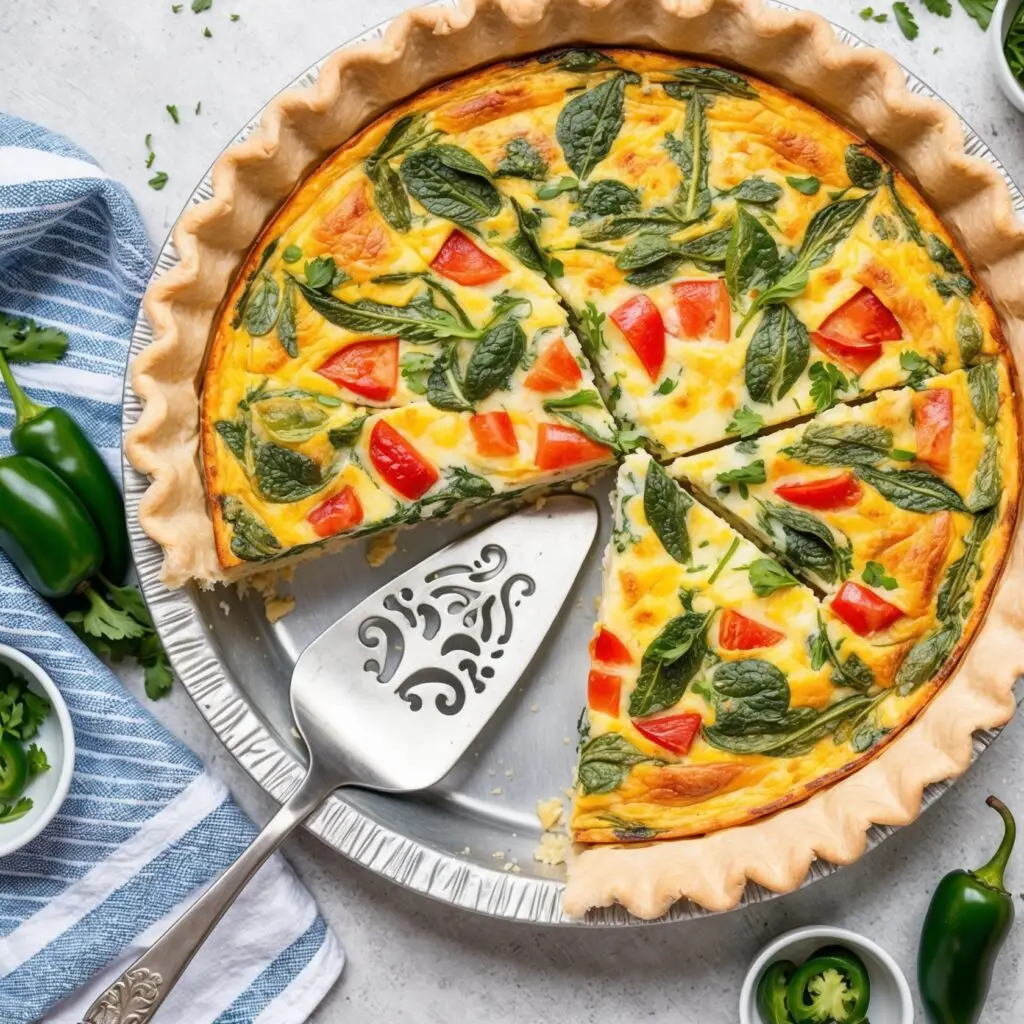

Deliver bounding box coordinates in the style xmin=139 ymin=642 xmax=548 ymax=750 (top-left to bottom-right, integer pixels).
xmin=368 ymin=420 xmax=439 ymax=500
xmin=914 ymin=388 xmax=954 ymax=471
xmin=672 ymin=279 xmax=730 ymax=342
xmin=430 ymin=229 xmax=507 ymax=286
xmin=469 ymin=410 xmax=518 ymax=457
xmin=535 ymin=423 xmax=611 ymax=470
xmin=632 ymin=712 xmax=703 ymax=755
xmin=718 ymin=609 xmax=785 ymax=651
xmin=307 ymin=486 xmax=364 ymax=538
xmin=591 ymin=627 xmax=632 ymax=666
xmin=588 ymin=669 xmax=622 ymax=718
xmin=830 ymin=580 xmax=904 ymax=636
xmin=811 ymin=287 xmax=901 ymax=375
xmin=524 ymin=337 xmax=583 ymax=393
xmin=774 ymin=472 xmax=864 ymax=511
xmin=610 ymin=294 xmax=666 ymax=381
xmin=317 ymin=338 xmax=398 ymax=402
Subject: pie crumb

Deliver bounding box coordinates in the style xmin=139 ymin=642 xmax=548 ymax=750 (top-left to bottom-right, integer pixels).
xmin=236 ymin=571 xmax=295 ymax=623
xmin=534 ymin=832 xmax=571 ymax=866
xmin=459 ymin=846 xmax=471 ymax=855
xmin=529 ymin=703 xmax=539 ymax=712
xmin=536 ymin=797 xmax=564 ymax=831
xmin=366 ymin=531 xmax=398 ymax=567
xmin=492 ymin=850 xmax=505 ymax=860
xmin=490 ymin=787 xmax=503 ymax=796
xmin=570 ymin=479 xmax=590 ymax=493
xmin=265 ymin=596 xmax=296 ymax=623
xmin=219 ymin=600 xmax=230 ymax=616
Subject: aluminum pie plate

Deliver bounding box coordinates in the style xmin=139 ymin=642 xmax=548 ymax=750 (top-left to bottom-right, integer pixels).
xmin=121 ymin=1 xmax=1022 ymax=926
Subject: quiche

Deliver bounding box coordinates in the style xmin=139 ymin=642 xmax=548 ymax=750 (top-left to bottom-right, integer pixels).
xmin=134 ymin=29 xmax=1021 ymax=908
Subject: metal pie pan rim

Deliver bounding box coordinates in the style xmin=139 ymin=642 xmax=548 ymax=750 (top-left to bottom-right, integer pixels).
xmin=120 ymin=1 xmax=1021 ymax=926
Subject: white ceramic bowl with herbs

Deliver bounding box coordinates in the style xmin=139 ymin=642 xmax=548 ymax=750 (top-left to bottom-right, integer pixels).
xmin=992 ymin=0 xmax=1024 ymax=111
xmin=0 ymin=643 xmax=75 ymax=858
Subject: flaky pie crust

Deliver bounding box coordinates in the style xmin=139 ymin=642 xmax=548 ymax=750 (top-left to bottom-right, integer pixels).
xmin=125 ymin=0 xmax=1024 ymax=918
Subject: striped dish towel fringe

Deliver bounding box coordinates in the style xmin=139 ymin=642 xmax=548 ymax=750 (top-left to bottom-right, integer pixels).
xmin=0 ymin=113 xmax=343 ymax=1023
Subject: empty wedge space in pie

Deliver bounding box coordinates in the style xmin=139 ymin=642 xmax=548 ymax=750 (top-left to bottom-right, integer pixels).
xmin=130 ymin=47 xmax=1019 ymax=897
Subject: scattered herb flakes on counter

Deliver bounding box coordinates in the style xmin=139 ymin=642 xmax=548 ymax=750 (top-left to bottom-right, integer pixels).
xmin=172 ymin=3 xmax=182 ymax=11
xmin=166 ymin=104 xmax=180 ymax=125
xmin=195 ymin=101 xmax=202 ymax=115
xmin=922 ymin=0 xmax=952 ymax=15
xmin=203 ymin=26 xmax=213 ymax=38
xmin=149 ymin=171 xmax=169 ymax=191
xmin=191 ymin=0 xmax=212 ymax=11
xmin=0 ymin=662 xmax=53 ymax=824
xmin=960 ymin=0 xmax=995 ymax=30
xmin=859 ymin=6 xmax=888 ymax=20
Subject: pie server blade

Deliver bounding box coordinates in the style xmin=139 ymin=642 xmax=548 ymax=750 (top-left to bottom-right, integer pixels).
xmin=84 ymin=495 xmax=598 ymax=1023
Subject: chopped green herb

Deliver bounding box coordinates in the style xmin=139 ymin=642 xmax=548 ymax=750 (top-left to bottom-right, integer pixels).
xmin=148 ymin=171 xmax=169 ymax=191
xmin=859 ymin=6 xmax=889 ymax=20
xmin=890 ymin=448 xmax=916 ymax=461
xmin=959 ymin=0 xmax=995 ymax=31
xmin=195 ymin=101 xmax=202 ymax=115
xmin=715 ymin=460 xmax=767 ymax=499
xmin=744 ymin=557 xmax=800 ymax=598
xmin=922 ymin=0 xmax=952 ymax=14
xmin=726 ymin=405 xmax=765 ymax=438
xmin=192 ymin=0 xmax=212 ymax=10
xmin=786 ymin=175 xmax=820 ymax=195
xmin=166 ymin=104 xmax=180 ymax=124
xmin=708 ymin=536 xmax=740 ymax=584
xmin=808 ymin=360 xmax=851 ymax=412
xmin=863 ymin=560 xmax=898 ymax=590
xmin=203 ymin=26 xmax=212 ymax=37
xmin=893 ymin=2 xmax=919 ymax=40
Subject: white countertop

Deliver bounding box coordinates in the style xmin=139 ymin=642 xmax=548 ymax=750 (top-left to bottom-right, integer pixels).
xmin=3 ymin=2 xmax=1023 ymax=1020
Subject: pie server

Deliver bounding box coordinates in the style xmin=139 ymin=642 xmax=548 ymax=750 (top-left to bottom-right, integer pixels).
xmin=83 ymin=495 xmax=598 ymax=1023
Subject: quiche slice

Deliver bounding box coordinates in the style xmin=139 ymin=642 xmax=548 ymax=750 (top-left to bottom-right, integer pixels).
xmin=203 ymin=129 xmax=619 ymax=572
xmin=670 ymin=362 xmax=1019 ymax=688
xmin=573 ymin=451 xmax=914 ymax=842
xmin=479 ymin=51 xmax=1004 ymax=456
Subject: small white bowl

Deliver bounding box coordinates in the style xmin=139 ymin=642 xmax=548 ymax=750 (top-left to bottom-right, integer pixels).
xmin=0 ymin=643 xmax=75 ymax=858
xmin=739 ymin=925 xmax=914 ymax=1024
xmin=991 ymin=0 xmax=1024 ymax=112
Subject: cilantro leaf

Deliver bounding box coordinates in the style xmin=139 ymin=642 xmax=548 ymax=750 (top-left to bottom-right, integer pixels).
xmin=0 ymin=798 xmax=33 ymax=824
xmin=81 ymin=586 xmax=148 ymax=642
xmin=863 ymin=560 xmax=899 ymax=590
xmin=726 ymin=405 xmax=765 ymax=438
xmin=0 ymin=316 xmax=69 ymax=364
xmin=149 ymin=171 xmax=169 ymax=191
xmin=166 ymin=104 xmax=180 ymax=124
xmin=959 ymin=0 xmax=995 ymax=30
xmin=922 ymin=0 xmax=952 ymax=14
xmin=893 ymin=2 xmax=919 ymax=39
xmin=27 ymin=743 xmax=50 ymax=778
xmin=809 ymin=361 xmax=851 ymax=412
xmin=191 ymin=0 xmax=212 ymax=10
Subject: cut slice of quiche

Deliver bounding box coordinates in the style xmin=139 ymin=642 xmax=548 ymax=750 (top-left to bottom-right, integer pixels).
xmin=670 ymin=362 xmax=1019 ymax=687
xmin=572 ymin=451 xmax=911 ymax=842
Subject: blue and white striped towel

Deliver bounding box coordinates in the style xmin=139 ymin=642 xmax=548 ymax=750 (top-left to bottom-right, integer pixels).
xmin=0 ymin=114 xmax=344 ymax=1023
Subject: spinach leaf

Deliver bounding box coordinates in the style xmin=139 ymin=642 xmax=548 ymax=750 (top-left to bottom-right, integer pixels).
xmin=303 ymin=256 xmax=337 ymax=292
xmin=536 ymin=176 xmax=580 ymax=200
xmin=715 ymin=459 xmax=766 ymax=499
xmin=215 ymin=419 xmax=247 ymax=462
xmin=431 ymin=143 xmax=493 ymax=181
xmin=723 ymin=177 xmax=783 ymax=204
xmin=856 ymin=466 xmax=969 ymax=513
xmin=495 ymin=137 xmax=548 ymax=180
xmin=625 ymin=257 xmax=684 ymax=288
xmin=629 ymin=611 xmax=713 ymax=717
xmin=664 ymin=66 xmax=758 ymax=98
xmin=744 ymin=303 xmax=810 ymax=404
xmin=543 ymin=389 xmax=602 ymax=411
xmin=885 ymin=169 xmax=924 ymax=245
xmin=704 ymin=694 xmax=874 ymax=756
xmin=539 ymin=48 xmax=617 ymax=73
xmin=295 ymin=281 xmax=477 ymax=342
xmin=219 ymin=496 xmax=281 ymax=561
xmin=677 ymin=226 xmax=732 ymax=265
xmin=256 ymin=398 xmax=327 ymax=444
xmin=328 ymin=414 xmax=368 ymax=449
xmin=504 ymin=198 xmax=563 ymax=277
xmin=643 ymin=459 xmax=692 ymax=564
xmin=616 ymin=232 xmax=678 ymax=271
xmin=740 ymin=194 xmax=872 ymax=329
xmin=365 ymin=113 xmax=430 ymax=177
xmin=419 ymin=467 xmax=494 ymax=517
xmin=371 ymin=159 xmax=412 ymax=232
xmin=556 ymin=74 xmax=627 ymax=181
xmin=957 ymin=305 xmax=984 ymax=365
xmin=243 ymin=274 xmax=280 ymax=336
xmin=664 ymin=90 xmax=712 ymax=224
xmin=936 ymin=506 xmax=996 ymax=621
xmin=810 ymin=612 xmax=875 ymax=691
xmin=580 ymin=179 xmax=641 ymax=216
xmin=757 ymin=500 xmax=852 ymax=583
xmin=232 ymin=240 xmax=278 ymax=329
xmin=967 ymin=433 xmax=1002 ymax=513
xmin=706 ymin=658 xmax=790 ymax=731
xmin=253 ymin=443 xmax=328 ymax=503
xmin=462 ymin=318 xmax=526 ymax=402
xmin=577 ymin=732 xmax=662 ymax=795
xmin=427 ymin=345 xmax=473 ymax=411
xmin=895 ymin=620 xmax=961 ymax=695
xmin=845 ymin=144 xmax=884 ymax=190
xmin=745 ymin=557 xmax=800 ymax=597
xmin=786 ymin=175 xmax=820 ymax=196
xmin=400 ymin=148 xmax=502 ymax=225
xmin=781 ymin=422 xmax=893 ymax=466
xmin=726 ymin=207 xmax=779 ymax=303
xmin=276 ymin=277 xmax=298 ymax=357
xmin=967 ymin=361 xmax=1000 ymax=427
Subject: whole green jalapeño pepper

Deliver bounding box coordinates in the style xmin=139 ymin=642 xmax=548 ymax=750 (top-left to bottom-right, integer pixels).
xmin=919 ymin=796 xmax=1016 ymax=1024
xmin=0 ymin=455 xmax=103 ymax=597
xmin=0 ymin=350 xmax=129 ymax=582
xmin=0 ymin=736 xmax=28 ymax=801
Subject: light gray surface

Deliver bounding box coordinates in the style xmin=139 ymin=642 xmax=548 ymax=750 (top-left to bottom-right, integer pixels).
xmin=2 ymin=1 xmax=1023 ymax=1020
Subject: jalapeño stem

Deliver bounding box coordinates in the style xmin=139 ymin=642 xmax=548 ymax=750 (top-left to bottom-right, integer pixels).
xmin=973 ymin=795 xmax=1016 ymax=893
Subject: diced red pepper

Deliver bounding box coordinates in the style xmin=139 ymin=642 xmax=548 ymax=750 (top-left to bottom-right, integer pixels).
xmin=307 ymin=486 xmax=364 ymax=538
xmin=535 ymin=423 xmax=611 ymax=471
xmin=672 ymin=279 xmax=730 ymax=342
xmin=588 ymin=669 xmax=622 ymax=718
xmin=914 ymin=388 xmax=954 ymax=471
xmin=430 ymin=229 xmax=507 ymax=286
xmin=830 ymin=580 xmax=904 ymax=637
xmin=524 ymin=338 xmax=583 ymax=393
xmin=591 ymin=627 xmax=633 ymax=666
xmin=631 ymin=712 xmax=703 ymax=755
xmin=317 ymin=338 xmax=398 ymax=402
xmin=718 ymin=609 xmax=785 ymax=651
xmin=368 ymin=420 xmax=439 ymax=500
xmin=469 ymin=411 xmax=518 ymax=457
xmin=774 ymin=472 xmax=864 ymax=511
xmin=811 ymin=287 xmax=902 ymax=375
xmin=610 ymin=294 xmax=665 ymax=381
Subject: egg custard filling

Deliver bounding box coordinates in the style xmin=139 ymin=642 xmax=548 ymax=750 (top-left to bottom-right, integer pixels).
xmin=201 ymin=49 xmax=1019 ymax=842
